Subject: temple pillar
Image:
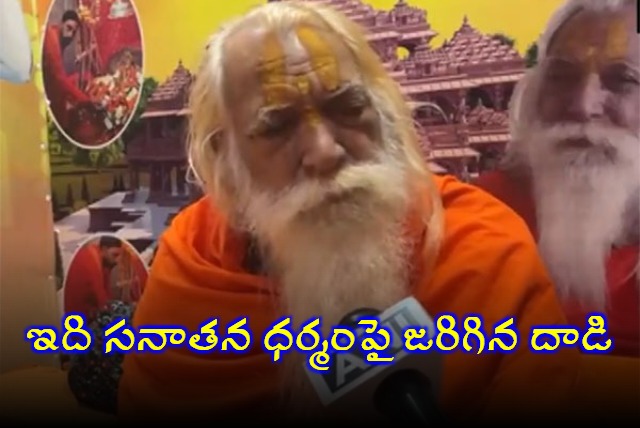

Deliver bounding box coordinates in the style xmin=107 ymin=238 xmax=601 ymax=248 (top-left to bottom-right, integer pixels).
xmin=443 ymin=92 xmax=456 ymax=123
xmin=162 ymin=163 xmax=173 ymax=194
xmin=150 ymin=164 xmax=162 ymax=194
xmin=128 ymin=165 xmax=136 ymax=191
xmin=460 ymin=159 xmax=473 ymax=182
xmin=492 ymin=84 xmax=505 ymax=110
xmin=176 ymin=165 xmax=186 ymax=195
xmin=129 ymin=164 xmax=140 ymax=190
xmin=455 ymin=89 xmax=468 ymax=123
xmin=172 ymin=164 xmax=178 ymax=195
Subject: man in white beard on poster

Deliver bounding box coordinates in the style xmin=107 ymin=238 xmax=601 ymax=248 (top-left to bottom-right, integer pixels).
xmin=476 ymin=0 xmax=640 ymax=357
xmin=0 ymin=0 xmax=32 ymax=83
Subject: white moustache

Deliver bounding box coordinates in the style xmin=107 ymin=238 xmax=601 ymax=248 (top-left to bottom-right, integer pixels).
xmin=536 ymin=122 xmax=637 ymax=150
xmin=276 ymin=159 xmax=407 ymax=216
xmin=525 ymin=121 xmax=640 ymax=172
xmin=242 ymin=154 xmax=410 ymax=245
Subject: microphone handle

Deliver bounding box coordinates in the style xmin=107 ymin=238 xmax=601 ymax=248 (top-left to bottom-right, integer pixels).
xmin=340 ymin=308 xmax=449 ymax=425
xmin=374 ymin=370 xmax=450 ymax=426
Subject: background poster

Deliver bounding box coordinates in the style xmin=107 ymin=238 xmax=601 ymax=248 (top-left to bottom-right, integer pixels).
xmin=1 ymin=0 xmax=563 ymax=372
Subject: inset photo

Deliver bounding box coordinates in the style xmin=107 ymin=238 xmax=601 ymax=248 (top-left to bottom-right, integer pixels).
xmin=63 ymin=233 xmax=148 ymax=319
xmin=42 ymin=0 xmax=144 ymax=149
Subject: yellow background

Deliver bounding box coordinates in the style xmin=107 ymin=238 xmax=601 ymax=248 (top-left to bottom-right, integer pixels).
xmin=34 ymin=0 xmax=563 ymax=80
xmin=136 ymin=0 xmax=563 ymax=80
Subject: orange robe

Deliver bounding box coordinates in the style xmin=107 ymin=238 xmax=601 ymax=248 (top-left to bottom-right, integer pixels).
xmin=475 ymin=170 xmax=640 ymax=357
xmin=64 ymin=243 xmax=111 ymax=318
xmin=42 ymin=26 xmax=90 ymax=129
xmin=119 ymin=175 xmax=582 ymax=424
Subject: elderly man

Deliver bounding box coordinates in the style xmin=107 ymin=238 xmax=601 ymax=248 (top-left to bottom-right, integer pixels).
xmin=118 ymin=1 xmax=586 ymax=425
xmin=476 ymin=0 xmax=639 ymax=356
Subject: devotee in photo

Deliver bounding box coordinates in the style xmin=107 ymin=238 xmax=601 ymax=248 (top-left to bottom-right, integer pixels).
xmin=63 ymin=235 xmax=148 ymax=319
xmin=475 ymin=0 xmax=640 ymax=357
xmin=42 ymin=9 xmax=91 ymax=130
xmin=109 ymin=241 xmax=148 ymax=305
xmin=42 ymin=0 xmax=143 ymax=147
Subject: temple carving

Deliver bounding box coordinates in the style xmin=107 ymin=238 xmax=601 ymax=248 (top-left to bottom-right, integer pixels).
xmin=126 ymin=0 xmax=524 ymax=201
xmin=126 ymin=60 xmax=194 ymax=204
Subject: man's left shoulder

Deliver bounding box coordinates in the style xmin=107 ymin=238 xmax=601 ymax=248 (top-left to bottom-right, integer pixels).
xmin=422 ymin=176 xmax=560 ymax=322
xmin=430 ymin=175 xmax=544 ymax=287
xmin=434 ymin=174 xmax=534 ymax=245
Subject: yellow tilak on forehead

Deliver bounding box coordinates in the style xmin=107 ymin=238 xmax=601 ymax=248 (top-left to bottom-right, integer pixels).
xmin=295 ymin=25 xmax=341 ymax=93
xmin=551 ymin=14 xmax=630 ymax=70
xmin=603 ymin=18 xmax=629 ymax=60
xmin=259 ymin=31 xmax=288 ymax=106
xmin=257 ymin=26 xmax=342 ymax=125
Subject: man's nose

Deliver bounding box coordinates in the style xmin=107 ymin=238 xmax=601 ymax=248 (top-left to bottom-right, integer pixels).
xmin=301 ymin=120 xmax=346 ymax=178
xmin=565 ymin=73 xmax=606 ymax=122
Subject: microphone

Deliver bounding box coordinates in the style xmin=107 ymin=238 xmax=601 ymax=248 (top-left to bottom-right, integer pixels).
xmin=303 ymin=297 xmax=448 ymax=426
xmin=373 ymin=368 xmax=447 ymax=425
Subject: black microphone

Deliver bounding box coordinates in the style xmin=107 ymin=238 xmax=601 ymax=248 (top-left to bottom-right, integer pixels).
xmin=373 ymin=368 xmax=448 ymax=426
xmin=341 ymin=308 xmax=449 ymax=426
xmin=303 ymin=297 xmax=449 ymax=426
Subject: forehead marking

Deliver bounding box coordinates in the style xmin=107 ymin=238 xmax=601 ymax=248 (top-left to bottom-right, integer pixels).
xmin=258 ymin=26 xmax=342 ymax=126
xmin=295 ymin=26 xmax=340 ymax=93
xmin=550 ymin=14 xmax=630 ymax=71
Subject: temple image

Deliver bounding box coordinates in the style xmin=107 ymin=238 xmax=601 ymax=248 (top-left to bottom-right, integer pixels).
xmin=126 ymin=60 xmax=194 ymax=205
xmin=126 ymin=0 xmax=524 ymax=198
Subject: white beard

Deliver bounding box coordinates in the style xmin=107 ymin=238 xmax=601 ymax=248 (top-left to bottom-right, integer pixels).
xmin=526 ymin=121 xmax=640 ymax=308
xmin=223 ymin=144 xmax=413 ymax=412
